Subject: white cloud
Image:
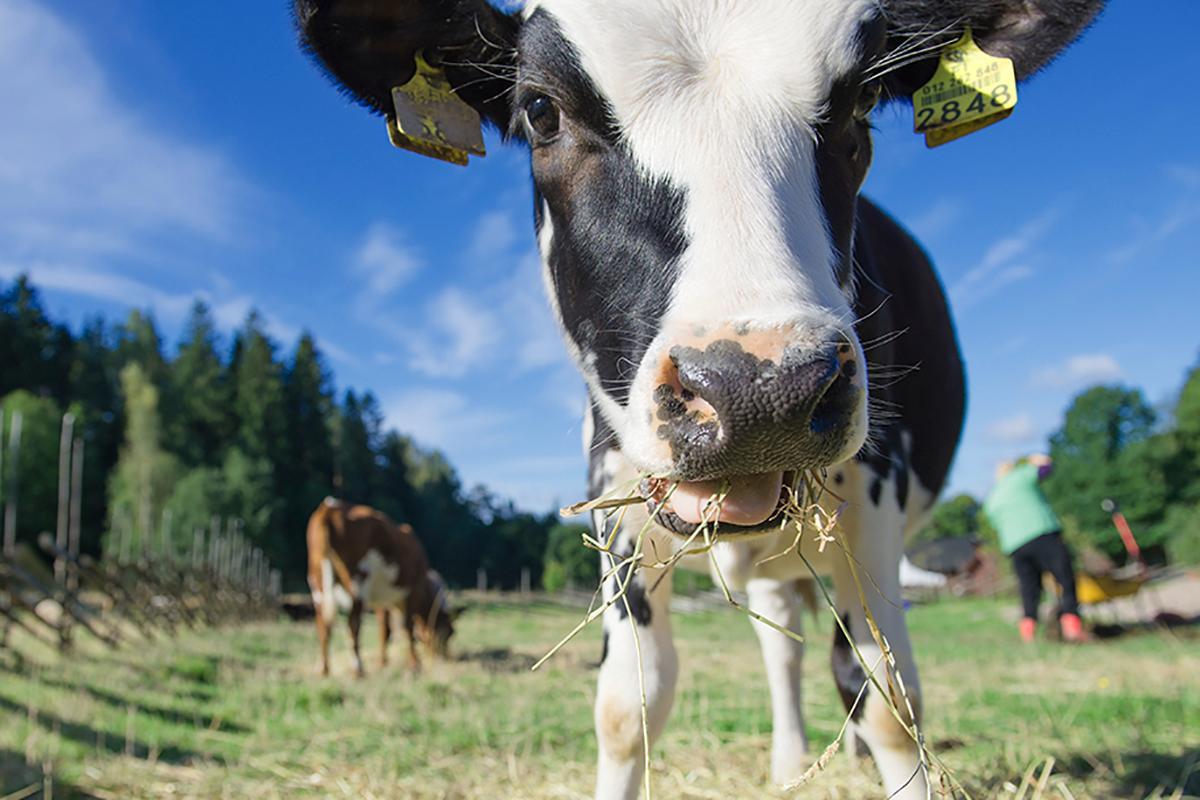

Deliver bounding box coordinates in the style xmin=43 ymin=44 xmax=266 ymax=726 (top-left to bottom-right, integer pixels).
xmin=0 ymin=261 xmax=193 ymax=321
xmin=950 ymin=208 xmax=1058 ymax=309
xmin=0 ymin=261 xmax=357 ymax=364
xmin=383 ymin=388 xmax=510 ymax=452
xmin=0 ymin=0 xmax=248 ymax=260
xmin=352 ymin=209 xmax=569 ymax=380
xmin=353 ymin=224 xmax=423 ymax=300
xmin=985 ymin=414 xmax=1037 ymax=444
xmin=467 ymin=209 xmax=520 ymax=262
xmin=1031 ymin=353 xmax=1122 ymax=390
xmin=1165 ymin=163 xmax=1200 ymax=190
xmin=1106 ymin=199 xmax=1200 ymax=265
xmin=0 ymin=2 xmax=362 ymax=363
xmin=908 ymin=197 xmax=962 ymax=242
xmin=407 ymin=288 xmax=499 ymax=378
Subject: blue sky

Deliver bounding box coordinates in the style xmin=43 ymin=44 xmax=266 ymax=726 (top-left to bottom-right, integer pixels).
xmin=2 ymin=0 xmax=1197 ymax=511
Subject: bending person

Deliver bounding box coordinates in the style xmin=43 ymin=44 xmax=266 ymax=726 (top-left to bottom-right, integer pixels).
xmin=983 ymin=454 xmax=1086 ymax=643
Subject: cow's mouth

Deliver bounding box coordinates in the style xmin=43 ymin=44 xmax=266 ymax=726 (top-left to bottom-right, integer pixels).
xmin=642 ymin=471 xmax=795 ymax=537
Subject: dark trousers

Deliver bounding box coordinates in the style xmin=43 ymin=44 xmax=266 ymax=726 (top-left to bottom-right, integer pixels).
xmin=1011 ymin=531 xmax=1079 ymax=619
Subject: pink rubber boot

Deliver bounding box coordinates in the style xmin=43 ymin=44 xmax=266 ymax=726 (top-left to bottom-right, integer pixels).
xmin=1060 ymin=613 xmax=1088 ymax=642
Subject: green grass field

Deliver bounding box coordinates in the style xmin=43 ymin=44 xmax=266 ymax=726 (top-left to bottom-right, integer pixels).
xmin=1 ymin=595 xmax=1196 ymax=799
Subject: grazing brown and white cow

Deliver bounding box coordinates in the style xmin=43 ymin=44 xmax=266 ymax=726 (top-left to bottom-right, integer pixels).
xmin=296 ymin=1 xmax=1102 ymax=796
xmin=306 ymin=498 xmax=456 ymax=676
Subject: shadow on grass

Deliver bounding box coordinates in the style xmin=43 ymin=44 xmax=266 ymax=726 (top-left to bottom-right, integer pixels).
xmin=0 ymin=694 xmax=219 ymax=765
xmin=26 ymin=675 xmax=248 ymax=734
xmin=454 ymin=647 xmax=539 ymax=673
xmin=1091 ymin=614 xmax=1200 ymax=641
xmin=0 ymin=749 xmax=101 ymax=799
xmin=1058 ymin=748 xmax=1200 ymax=796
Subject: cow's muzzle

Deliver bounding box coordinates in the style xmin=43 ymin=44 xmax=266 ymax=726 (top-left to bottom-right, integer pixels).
xmin=647 ymin=332 xmax=862 ymax=529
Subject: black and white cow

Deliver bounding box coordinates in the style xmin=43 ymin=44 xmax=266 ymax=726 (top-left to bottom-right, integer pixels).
xmin=295 ymin=1 xmax=1103 ymax=796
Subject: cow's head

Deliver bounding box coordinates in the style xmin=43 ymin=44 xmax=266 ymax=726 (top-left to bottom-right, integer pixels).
xmin=297 ymin=0 xmax=1101 ymax=533
xmin=418 ymin=569 xmax=460 ymax=658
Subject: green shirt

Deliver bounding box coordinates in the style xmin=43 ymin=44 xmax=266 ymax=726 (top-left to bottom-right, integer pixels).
xmin=983 ymin=462 xmax=1061 ymax=555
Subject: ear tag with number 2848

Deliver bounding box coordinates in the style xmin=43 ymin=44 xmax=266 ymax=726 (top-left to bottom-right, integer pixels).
xmin=912 ymin=28 xmax=1018 ymax=147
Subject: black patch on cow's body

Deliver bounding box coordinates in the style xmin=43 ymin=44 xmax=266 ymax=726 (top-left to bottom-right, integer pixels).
xmin=600 ymin=630 xmax=609 ymax=664
xmin=832 ymin=613 xmax=868 ymax=721
xmin=586 ymin=425 xmax=652 ymax=626
xmin=852 ymin=198 xmax=966 ymax=506
xmin=857 ymin=423 xmax=913 ymax=511
xmin=518 ymin=11 xmax=689 ymax=406
xmin=609 ymin=545 xmax=652 ymax=625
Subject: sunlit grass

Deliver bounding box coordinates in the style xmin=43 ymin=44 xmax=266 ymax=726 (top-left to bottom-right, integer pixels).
xmin=0 ymin=596 xmax=1196 ymax=798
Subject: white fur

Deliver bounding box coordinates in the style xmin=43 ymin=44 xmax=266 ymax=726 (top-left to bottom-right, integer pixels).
xmin=746 ymin=577 xmax=809 ymax=785
xmin=354 ymin=549 xmax=410 ymax=609
xmin=528 ymin=0 xmax=877 ymax=473
xmin=589 ymin=448 xmax=928 ymax=799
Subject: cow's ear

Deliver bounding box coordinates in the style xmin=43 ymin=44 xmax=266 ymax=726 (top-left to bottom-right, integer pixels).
xmin=295 ymin=0 xmax=521 ymax=131
xmin=879 ymin=0 xmax=1105 ymax=98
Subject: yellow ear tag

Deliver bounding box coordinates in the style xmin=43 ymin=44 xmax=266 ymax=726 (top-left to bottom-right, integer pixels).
xmin=388 ymin=53 xmax=486 ymax=167
xmin=912 ymin=28 xmax=1017 ymax=148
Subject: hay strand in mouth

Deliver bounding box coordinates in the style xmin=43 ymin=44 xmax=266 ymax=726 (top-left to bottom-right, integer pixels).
xmin=547 ymin=467 xmax=973 ymax=799
xmin=559 ymin=478 xmax=648 ymax=517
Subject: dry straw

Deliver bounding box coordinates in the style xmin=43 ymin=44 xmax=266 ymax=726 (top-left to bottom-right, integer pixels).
xmin=547 ymin=471 xmax=976 ymax=799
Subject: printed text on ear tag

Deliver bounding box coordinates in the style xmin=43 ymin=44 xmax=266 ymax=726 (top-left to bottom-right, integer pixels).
xmin=388 ymin=53 xmax=486 ymax=167
xmin=913 ymin=28 xmax=1017 ymax=148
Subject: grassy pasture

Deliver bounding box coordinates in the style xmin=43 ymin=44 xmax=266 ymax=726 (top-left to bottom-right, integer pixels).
xmin=0 ymin=595 xmax=1196 ymax=799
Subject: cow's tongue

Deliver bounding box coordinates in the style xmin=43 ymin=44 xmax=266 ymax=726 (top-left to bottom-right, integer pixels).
xmin=667 ymin=472 xmax=785 ymax=526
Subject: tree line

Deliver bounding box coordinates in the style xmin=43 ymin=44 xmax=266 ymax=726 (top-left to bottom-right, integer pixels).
xmin=0 ymin=275 xmax=593 ymax=590
xmin=919 ymin=361 xmax=1200 ymax=565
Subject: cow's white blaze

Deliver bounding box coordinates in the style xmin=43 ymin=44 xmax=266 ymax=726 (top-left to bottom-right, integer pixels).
xmin=529 ymin=0 xmax=877 ymax=473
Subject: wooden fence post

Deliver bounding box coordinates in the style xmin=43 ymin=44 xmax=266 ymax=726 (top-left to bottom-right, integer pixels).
xmin=2 ymin=410 xmax=22 ymax=558
xmin=476 ymin=568 xmax=487 ymax=593
xmin=159 ymin=508 xmax=173 ymax=563
xmin=0 ymin=404 xmax=4 ymax=555
xmin=67 ymin=437 xmax=83 ymax=593
xmin=192 ymin=528 xmax=204 ymax=569
xmin=55 ymin=413 xmax=75 ymax=584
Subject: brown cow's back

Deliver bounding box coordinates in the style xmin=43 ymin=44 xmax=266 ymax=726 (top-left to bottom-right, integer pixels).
xmin=307 ymin=498 xmax=445 ymax=620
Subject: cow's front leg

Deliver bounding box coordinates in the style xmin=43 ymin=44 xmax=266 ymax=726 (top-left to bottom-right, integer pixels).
xmin=403 ymin=611 xmax=422 ymax=673
xmin=377 ymin=608 xmax=391 ymax=669
xmin=831 ymin=501 xmax=927 ymax=800
xmin=347 ymin=599 xmax=365 ymax=678
xmin=746 ymin=577 xmax=809 ymax=785
xmin=594 ymin=526 xmax=677 ymax=800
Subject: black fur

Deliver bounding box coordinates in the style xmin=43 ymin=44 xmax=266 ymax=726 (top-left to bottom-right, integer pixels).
xmin=522 ymin=15 xmax=689 ymax=405
xmin=831 ymin=612 xmax=868 ymax=721
xmin=880 ymin=0 xmax=1106 ymax=98
xmin=294 ymin=0 xmax=521 ymax=129
xmin=852 ymin=199 xmax=966 ymax=505
xmin=609 ymin=543 xmax=652 ymax=625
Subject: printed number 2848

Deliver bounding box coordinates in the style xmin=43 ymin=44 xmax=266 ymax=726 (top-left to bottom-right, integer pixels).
xmin=916 ymin=84 xmax=1011 ymax=131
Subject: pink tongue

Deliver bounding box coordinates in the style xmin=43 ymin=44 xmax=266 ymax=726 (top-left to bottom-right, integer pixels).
xmin=668 ymin=472 xmax=785 ymax=526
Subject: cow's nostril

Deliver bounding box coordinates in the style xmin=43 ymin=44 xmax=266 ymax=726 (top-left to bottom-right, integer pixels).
xmin=809 ymin=366 xmax=856 ymax=435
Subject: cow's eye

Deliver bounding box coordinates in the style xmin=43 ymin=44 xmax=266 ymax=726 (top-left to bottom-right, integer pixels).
xmin=855 ymin=80 xmax=882 ymax=120
xmin=524 ymin=95 xmax=561 ymax=141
